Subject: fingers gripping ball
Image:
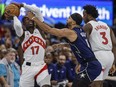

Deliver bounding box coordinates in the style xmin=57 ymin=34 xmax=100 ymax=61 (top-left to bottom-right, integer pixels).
xmin=5 ymin=4 xmax=20 ymax=17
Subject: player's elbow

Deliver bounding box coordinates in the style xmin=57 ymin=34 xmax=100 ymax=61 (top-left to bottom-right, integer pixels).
xmin=14 ymin=26 xmax=23 ymax=37
xmin=16 ymin=31 xmax=23 ymax=37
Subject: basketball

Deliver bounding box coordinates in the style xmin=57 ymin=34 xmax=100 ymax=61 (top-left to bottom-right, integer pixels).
xmin=5 ymin=4 xmax=20 ymax=17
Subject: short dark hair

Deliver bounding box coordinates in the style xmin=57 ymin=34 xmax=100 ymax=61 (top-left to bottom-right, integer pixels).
xmin=83 ymin=5 xmax=99 ymax=18
xmin=5 ymin=48 xmax=16 ymax=55
xmin=70 ymin=13 xmax=82 ymax=25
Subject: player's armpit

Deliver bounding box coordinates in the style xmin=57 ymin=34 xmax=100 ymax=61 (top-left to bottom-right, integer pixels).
xmin=61 ymin=29 xmax=78 ymax=42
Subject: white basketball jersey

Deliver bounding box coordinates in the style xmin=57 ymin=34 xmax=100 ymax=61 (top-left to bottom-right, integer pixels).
xmin=88 ymin=20 xmax=112 ymax=52
xmin=22 ymin=29 xmax=46 ymax=62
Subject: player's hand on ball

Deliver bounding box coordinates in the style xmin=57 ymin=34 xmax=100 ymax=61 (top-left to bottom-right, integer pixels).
xmin=4 ymin=3 xmax=20 ymax=20
xmin=11 ymin=2 xmax=23 ymax=9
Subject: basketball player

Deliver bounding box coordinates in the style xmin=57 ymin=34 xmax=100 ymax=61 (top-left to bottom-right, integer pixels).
xmin=26 ymin=11 xmax=102 ymax=87
xmin=13 ymin=3 xmax=51 ymax=87
xmin=82 ymin=5 xmax=116 ymax=87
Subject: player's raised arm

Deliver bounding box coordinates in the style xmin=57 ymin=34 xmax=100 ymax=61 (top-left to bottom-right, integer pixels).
xmin=13 ymin=16 xmax=24 ymax=37
xmin=26 ymin=12 xmax=77 ymax=42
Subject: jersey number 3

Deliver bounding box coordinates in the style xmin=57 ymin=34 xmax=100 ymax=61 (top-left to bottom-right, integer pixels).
xmin=31 ymin=46 xmax=39 ymax=55
xmin=100 ymin=32 xmax=108 ymax=45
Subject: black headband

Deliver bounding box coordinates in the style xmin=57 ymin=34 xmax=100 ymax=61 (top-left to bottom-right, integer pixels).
xmin=70 ymin=13 xmax=82 ymax=25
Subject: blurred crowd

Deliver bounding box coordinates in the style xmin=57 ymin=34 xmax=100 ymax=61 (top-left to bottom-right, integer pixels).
xmin=0 ymin=15 xmax=116 ymax=87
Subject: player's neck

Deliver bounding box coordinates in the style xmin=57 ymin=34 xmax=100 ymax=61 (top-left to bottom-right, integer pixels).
xmin=28 ymin=28 xmax=34 ymax=34
xmin=89 ymin=18 xmax=96 ymax=21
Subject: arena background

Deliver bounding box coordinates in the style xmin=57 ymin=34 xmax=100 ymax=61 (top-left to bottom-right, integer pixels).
xmin=0 ymin=0 xmax=115 ymax=26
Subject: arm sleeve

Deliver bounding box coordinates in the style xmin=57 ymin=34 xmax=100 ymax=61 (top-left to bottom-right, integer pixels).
xmin=23 ymin=3 xmax=44 ymax=22
xmin=13 ymin=16 xmax=23 ymax=37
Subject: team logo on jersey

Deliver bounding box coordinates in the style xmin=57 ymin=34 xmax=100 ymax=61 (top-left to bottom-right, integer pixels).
xmin=23 ymin=35 xmax=46 ymax=51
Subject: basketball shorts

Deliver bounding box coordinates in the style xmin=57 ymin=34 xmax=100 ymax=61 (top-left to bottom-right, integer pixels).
xmin=94 ymin=51 xmax=114 ymax=81
xmin=19 ymin=61 xmax=51 ymax=87
xmin=72 ymin=60 xmax=102 ymax=87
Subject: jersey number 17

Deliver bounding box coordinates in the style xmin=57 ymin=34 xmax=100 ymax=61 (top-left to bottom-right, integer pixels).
xmin=31 ymin=46 xmax=39 ymax=55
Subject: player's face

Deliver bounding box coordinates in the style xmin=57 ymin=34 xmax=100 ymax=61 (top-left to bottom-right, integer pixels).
xmin=66 ymin=16 xmax=74 ymax=28
xmin=83 ymin=10 xmax=89 ymax=23
xmin=23 ymin=17 xmax=34 ymax=28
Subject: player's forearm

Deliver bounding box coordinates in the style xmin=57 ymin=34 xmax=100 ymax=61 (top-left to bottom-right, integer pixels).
xmin=32 ymin=17 xmax=61 ymax=37
xmin=13 ymin=16 xmax=23 ymax=37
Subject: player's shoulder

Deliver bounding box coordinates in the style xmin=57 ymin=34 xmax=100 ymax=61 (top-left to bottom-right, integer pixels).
xmin=98 ymin=21 xmax=108 ymax=27
xmin=83 ymin=23 xmax=92 ymax=30
xmin=87 ymin=20 xmax=96 ymax=24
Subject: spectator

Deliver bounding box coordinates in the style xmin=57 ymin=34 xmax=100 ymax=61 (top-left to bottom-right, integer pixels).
xmin=52 ymin=54 xmax=68 ymax=87
xmin=0 ymin=48 xmax=20 ymax=87
xmin=44 ymin=52 xmax=56 ymax=82
xmin=0 ymin=44 xmax=6 ymax=60
xmin=12 ymin=37 xmax=20 ymax=50
xmin=65 ymin=53 xmax=77 ymax=82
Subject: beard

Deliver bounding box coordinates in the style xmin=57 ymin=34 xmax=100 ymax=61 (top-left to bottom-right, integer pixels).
xmin=25 ymin=24 xmax=34 ymax=29
xmin=10 ymin=59 xmax=15 ymax=63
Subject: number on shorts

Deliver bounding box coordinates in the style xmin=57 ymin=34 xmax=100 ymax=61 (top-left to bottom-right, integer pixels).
xmin=100 ymin=32 xmax=108 ymax=45
xmin=31 ymin=46 xmax=39 ymax=55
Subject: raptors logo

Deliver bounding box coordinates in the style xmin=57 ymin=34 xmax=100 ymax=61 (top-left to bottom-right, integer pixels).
xmin=23 ymin=35 xmax=46 ymax=51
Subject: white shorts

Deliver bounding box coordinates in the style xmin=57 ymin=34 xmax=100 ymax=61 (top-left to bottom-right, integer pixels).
xmin=19 ymin=61 xmax=51 ymax=87
xmin=94 ymin=51 xmax=114 ymax=81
